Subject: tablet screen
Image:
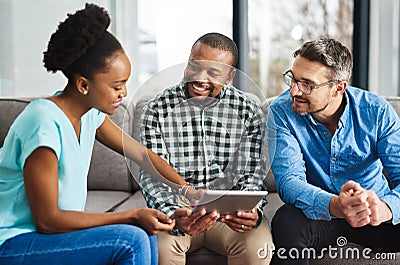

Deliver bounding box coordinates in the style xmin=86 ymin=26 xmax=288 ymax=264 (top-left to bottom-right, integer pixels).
xmin=192 ymin=190 xmax=268 ymax=214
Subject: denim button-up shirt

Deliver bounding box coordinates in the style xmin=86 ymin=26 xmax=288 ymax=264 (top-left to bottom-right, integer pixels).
xmin=267 ymin=87 xmax=400 ymax=224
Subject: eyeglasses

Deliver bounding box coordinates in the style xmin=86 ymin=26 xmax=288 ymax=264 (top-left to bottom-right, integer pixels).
xmin=283 ymin=70 xmax=339 ymax=95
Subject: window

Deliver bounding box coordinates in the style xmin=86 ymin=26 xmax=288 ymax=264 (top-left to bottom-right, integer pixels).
xmin=248 ymin=0 xmax=354 ymax=97
xmin=136 ymin=0 xmax=232 ymax=86
xmin=1 ymin=0 xmax=398 ymax=98
xmin=369 ymin=0 xmax=400 ymax=96
xmin=0 ymin=0 xmax=232 ymax=97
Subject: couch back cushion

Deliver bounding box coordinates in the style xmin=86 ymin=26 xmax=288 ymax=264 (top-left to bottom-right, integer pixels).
xmin=0 ymin=98 xmax=31 ymax=147
xmin=385 ymin=97 xmax=400 ymax=116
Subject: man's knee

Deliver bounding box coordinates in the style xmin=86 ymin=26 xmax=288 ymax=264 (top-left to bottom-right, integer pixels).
xmin=272 ymin=204 xmax=307 ymax=231
xmin=226 ymin=220 xmax=273 ymax=264
xmin=272 ymin=205 xmax=312 ymax=243
xmin=158 ymin=231 xmax=190 ymax=256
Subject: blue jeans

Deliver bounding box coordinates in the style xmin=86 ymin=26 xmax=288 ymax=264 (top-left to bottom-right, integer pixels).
xmin=271 ymin=204 xmax=400 ymax=265
xmin=0 ymin=224 xmax=158 ymax=265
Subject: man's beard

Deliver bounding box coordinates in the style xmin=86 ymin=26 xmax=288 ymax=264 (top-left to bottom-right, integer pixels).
xmin=292 ymin=97 xmax=329 ymax=115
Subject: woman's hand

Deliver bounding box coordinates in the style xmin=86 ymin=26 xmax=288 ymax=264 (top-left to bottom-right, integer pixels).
xmin=185 ymin=187 xmax=206 ymax=205
xmin=131 ymin=208 xmax=176 ymax=235
xmin=171 ymin=208 xmax=219 ymax=236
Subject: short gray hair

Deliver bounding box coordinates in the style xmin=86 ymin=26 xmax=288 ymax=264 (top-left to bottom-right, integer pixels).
xmin=293 ymin=38 xmax=353 ymax=82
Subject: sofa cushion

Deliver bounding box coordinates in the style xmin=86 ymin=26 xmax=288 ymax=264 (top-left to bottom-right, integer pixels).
xmin=0 ymin=98 xmax=30 ymax=146
xmin=113 ymin=191 xmax=148 ymax=212
xmin=263 ymin=193 xmax=284 ymax=227
xmin=385 ymin=97 xmax=400 ymax=116
xmin=85 ymin=190 xmax=132 ymax=212
xmin=88 ymin=141 xmax=133 ymax=191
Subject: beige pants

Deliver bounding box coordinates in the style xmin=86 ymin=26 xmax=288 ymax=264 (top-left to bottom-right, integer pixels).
xmin=158 ymin=219 xmax=273 ymax=265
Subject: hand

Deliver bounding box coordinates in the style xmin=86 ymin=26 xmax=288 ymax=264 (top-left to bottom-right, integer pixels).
xmin=185 ymin=188 xmax=206 ymax=205
xmin=220 ymin=207 xmax=259 ymax=233
xmin=330 ymin=181 xmax=393 ymax=227
xmin=365 ymin=190 xmax=393 ymax=226
xmin=330 ymin=180 xmax=370 ymax=227
xmin=171 ymin=208 xmax=219 ymax=236
xmin=133 ymin=208 xmax=176 ymax=235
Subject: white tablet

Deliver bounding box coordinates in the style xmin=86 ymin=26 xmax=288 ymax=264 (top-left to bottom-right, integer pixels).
xmin=192 ymin=190 xmax=268 ymax=215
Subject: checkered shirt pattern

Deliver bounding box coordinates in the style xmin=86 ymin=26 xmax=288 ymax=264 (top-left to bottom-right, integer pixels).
xmin=139 ymin=83 xmax=267 ymax=221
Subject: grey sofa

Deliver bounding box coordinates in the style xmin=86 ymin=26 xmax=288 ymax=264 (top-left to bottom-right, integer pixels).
xmin=1 ymin=95 xmax=399 ymax=265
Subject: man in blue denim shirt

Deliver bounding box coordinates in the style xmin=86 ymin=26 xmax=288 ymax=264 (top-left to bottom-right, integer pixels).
xmin=267 ymin=38 xmax=400 ymax=264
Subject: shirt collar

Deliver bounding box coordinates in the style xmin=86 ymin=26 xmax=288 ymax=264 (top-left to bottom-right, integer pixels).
xmin=307 ymin=92 xmax=349 ymax=128
xmin=338 ymin=90 xmax=349 ymax=128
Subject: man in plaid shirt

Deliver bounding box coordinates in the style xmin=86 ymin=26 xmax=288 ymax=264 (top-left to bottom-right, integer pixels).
xmin=140 ymin=33 xmax=273 ymax=264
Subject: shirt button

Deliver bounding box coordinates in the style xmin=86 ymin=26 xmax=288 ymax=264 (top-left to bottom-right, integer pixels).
xmin=333 ymin=178 xmax=338 ymax=183
xmin=208 ymin=161 xmax=211 ymax=166
xmin=332 ymin=157 xmax=337 ymax=161
xmin=323 ymin=131 xmax=328 ymax=136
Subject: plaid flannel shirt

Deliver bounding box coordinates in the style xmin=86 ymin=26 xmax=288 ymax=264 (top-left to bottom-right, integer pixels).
xmin=139 ymin=83 xmax=267 ymax=229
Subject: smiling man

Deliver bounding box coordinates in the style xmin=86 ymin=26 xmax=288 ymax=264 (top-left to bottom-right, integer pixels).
xmin=139 ymin=33 xmax=272 ymax=265
xmin=184 ymin=44 xmax=236 ymax=100
xmin=267 ymin=38 xmax=400 ymax=264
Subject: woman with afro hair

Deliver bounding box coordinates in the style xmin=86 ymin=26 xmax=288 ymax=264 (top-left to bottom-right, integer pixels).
xmin=0 ymin=3 xmax=200 ymax=265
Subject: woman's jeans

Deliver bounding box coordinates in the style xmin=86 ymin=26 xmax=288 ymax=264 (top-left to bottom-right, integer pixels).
xmin=271 ymin=204 xmax=400 ymax=265
xmin=0 ymin=224 xmax=158 ymax=265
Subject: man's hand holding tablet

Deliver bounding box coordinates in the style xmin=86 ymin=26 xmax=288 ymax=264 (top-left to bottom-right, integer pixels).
xmin=191 ymin=190 xmax=268 ymax=233
xmin=192 ymin=190 xmax=268 ymax=215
